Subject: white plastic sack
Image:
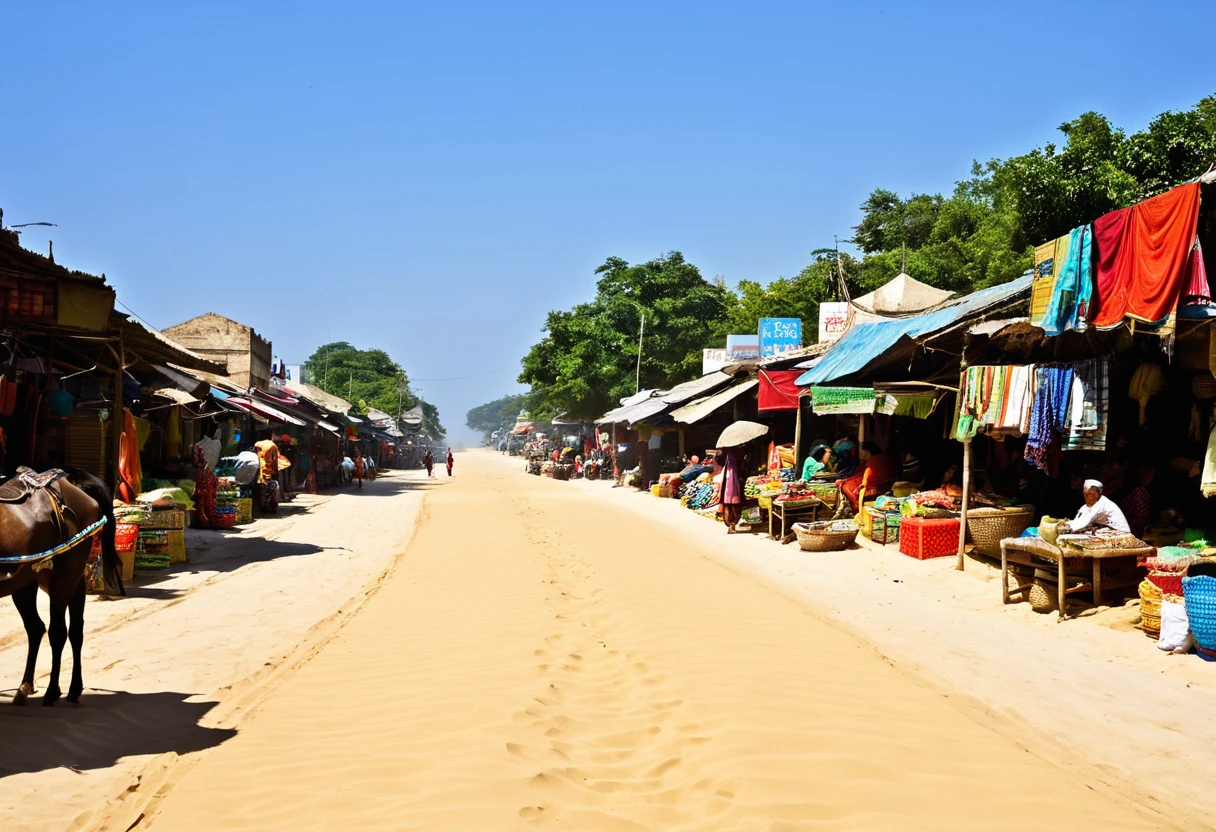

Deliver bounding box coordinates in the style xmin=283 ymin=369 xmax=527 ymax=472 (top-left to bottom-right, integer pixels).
xmin=1158 ymin=600 xmax=1193 ymax=652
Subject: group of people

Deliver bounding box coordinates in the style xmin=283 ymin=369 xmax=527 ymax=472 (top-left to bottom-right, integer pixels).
xmin=421 ymin=448 xmax=455 ymax=478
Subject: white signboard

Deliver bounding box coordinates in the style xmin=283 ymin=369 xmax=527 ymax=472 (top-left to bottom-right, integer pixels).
xmin=725 ymin=334 xmax=760 ymax=360
xmin=702 ymin=348 xmax=729 ymax=375
xmin=818 ymin=302 xmax=851 ymax=344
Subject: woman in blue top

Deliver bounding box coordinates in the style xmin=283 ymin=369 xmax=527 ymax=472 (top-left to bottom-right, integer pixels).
xmin=801 ymin=444 xmax=831 ymax=481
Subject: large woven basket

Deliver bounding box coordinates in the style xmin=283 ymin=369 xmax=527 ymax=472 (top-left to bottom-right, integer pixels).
xmin=1182 ymin=575 xmax=1216 ymax=652
xmin=966 ymin=506 xmax=1033 ymax=557
xmin=792 ymin=521 xmax=858 ymax=552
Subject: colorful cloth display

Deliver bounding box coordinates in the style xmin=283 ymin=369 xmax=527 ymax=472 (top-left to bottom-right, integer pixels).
xmin=1062 ymin=358 xmax=1109 ymax=452
xmin=810 ymin=386 xmax=876 ymax=415
xmin=1041 ymin=224 xmax=1094 ymax=335
xmin=1091 ymin=182 xmax=1202 ymax=328
xmin=1024 ymin=365 xmax=1075 ymax=471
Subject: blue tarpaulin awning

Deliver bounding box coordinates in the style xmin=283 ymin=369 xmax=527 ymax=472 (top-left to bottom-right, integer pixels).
xmin=797 ymin=275 xmax=1032 ymax=386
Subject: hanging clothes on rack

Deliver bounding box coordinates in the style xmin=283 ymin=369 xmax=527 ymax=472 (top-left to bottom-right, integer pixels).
xmin=1024 ymin=365 xmax=1075 ymax=471
xmin=1062 ymin=358 xmax=1109 ymax=452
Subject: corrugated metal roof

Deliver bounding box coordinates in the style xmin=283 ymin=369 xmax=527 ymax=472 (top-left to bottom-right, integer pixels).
xmin=669 ymin=378 xmax=759 ymax=424
xmin=797 ymin=276 xmax=1032 ymax=386
xmin=659 ymin=372 xmax=734 ymax=405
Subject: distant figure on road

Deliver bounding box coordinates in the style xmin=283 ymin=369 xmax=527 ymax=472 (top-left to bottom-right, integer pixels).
xmin=353 ymin=448 xmax=364 ymax=489
xmin=424 ymin=450 xmax=434 ymax=478
xmin=446 ymin=449 xmax=454 ymax=477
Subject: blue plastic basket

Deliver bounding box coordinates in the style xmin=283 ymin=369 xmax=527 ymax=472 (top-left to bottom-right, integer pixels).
xmin=1182 ymin=575 xmax=1216 ymax=652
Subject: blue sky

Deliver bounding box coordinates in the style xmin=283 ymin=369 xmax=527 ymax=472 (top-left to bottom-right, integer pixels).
xmin=3 ymin=2 xmax=1214 ymax=444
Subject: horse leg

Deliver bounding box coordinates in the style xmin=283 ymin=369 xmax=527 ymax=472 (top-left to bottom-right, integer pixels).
xmin=66 ymin=578 xmax=86 ymax=703
xmin=42 ymin=591 xmax=68 ymax=707
xmin=11 ymin=582 xmax=43 ymax=706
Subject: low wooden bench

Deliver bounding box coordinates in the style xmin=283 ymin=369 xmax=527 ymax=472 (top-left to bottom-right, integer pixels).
xmin=1000 ymin=538 xmax=1152 ymax=621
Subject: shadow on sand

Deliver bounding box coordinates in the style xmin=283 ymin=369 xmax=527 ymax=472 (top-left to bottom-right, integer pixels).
xmin=0 ymin=690 xmax=235 ymax=777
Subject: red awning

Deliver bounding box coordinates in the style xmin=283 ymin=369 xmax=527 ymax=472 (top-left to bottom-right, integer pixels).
xmin=757 ymin=370 xmax=803 ymax=411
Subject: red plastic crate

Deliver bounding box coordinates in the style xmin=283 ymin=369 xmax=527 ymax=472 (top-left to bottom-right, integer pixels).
xmin=899 ymin=515 xmax=960 ymax=560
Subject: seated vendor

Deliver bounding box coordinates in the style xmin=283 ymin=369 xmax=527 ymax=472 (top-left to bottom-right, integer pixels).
xmin=801 ymin=444 xmax=831 ymax=481
xmin=1063 ymin=479 xmax=1131 ymax=534
xmin=840 ymin=441 xmax=899 ymax=511
xmin=677 ymin=454 xmax=712 ymax=482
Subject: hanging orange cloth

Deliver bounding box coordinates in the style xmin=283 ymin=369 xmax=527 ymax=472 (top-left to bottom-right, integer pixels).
xmin=117 ymin=408 xmax=143 ymax=503
xmin=1091 ymin=182 xmax=1201 ymax=328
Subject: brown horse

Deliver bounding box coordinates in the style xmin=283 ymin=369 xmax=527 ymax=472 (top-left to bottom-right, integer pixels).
xmin=0 ymin=470 xmax=121 ymax=706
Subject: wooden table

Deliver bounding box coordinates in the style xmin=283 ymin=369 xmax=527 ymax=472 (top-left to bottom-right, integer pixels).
xmin=1000 ymin=539 xmax=1151 ymax=621
xmin=758 ymin=496 xmax=825 ymax=542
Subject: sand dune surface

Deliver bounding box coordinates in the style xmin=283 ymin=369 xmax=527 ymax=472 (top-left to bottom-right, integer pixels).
xmin=144 ymin=455 xmax=1177 ymax=831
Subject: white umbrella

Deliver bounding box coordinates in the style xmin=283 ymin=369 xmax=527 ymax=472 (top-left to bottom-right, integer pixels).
xmin=716 ymin=420 xmax=769 ymax=449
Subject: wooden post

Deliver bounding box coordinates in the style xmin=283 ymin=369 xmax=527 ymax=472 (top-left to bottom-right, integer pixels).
xmin=956 ymin=438 xmax=971 ymax=571
xmin=793 ymin=394 xmax=804 ymax=477
xmin=112 ymin=331 xmax=125 ymax=494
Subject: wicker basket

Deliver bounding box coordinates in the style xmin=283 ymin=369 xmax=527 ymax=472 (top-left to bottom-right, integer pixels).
xmin=792 ymin=521 xmax=858 ymax=552
xmin=1183 ymin=575 xmax=1216 ymax=652
xmin=1028 ymin=578 xmax=1057 ymax=613
xmin=966 ymin=506 xmax=1033 ymax=557
xmin=1139 ymin=579 xmax=1163 ymax=638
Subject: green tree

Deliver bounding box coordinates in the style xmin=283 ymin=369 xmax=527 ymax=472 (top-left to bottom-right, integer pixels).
xmin=519 ymin=252 xmax=730 ymax=421
xmin=466 ymin=394 xmax=526 ymax=437
xmin=302 ymin=342 xmax=444 ymax=439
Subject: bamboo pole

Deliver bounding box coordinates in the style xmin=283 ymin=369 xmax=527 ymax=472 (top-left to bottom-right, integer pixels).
xmin=793 ymin=394 xmax=804 ymax=477
xmin=112 ymin=330 xmax=125 ymax=494
xmin=956 ymin=438 xmax=971 ymax=571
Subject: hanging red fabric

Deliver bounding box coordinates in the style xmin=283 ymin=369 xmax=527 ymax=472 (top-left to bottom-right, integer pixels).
xmin=757 ymin=369 xmax=802 ymax=411
xmin=1091 ymin=181 xmax=1201 ymax=328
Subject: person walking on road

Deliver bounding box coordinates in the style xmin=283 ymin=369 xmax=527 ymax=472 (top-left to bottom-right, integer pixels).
xmin=353 ymin=448 xmax=364 ymax=489
xmin=424 ymin=449 xmax=434 ymax=478
xmin=446 ymin=449 xmax=454 ymax=477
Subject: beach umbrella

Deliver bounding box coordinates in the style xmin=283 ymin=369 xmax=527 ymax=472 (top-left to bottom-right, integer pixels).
xmin=716 ymin=420 xmax=769 ymax=449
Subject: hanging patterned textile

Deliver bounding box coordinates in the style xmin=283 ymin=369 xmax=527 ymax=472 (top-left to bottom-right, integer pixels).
xmin=810 ymin=387 xmax=876 ymax=415
xmin=1041 ymin=224 xmax=1094 ymax=335
xmin=1024 ymin=366 xmax=1075 ymax=471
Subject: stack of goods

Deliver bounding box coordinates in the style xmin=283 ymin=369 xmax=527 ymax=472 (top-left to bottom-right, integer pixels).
xmin=134 ymin=529 xmax=172 ymax=572
xmin=805 ymin=481 xmax=839 ymax=506
xmin=900 ymin=490 xmax=960 ymax=518
xmin=554 ymin=463 xmax=574 ymax=480
xmin=1139 ymin=579 xmax=1164 ymax=638
xmin=743 ymin=475 xmax=787 ymax=500
xmin=861 ymin=496 xmax=902 ymax=545
xmin=541 ymin=461 xmax=557 ymax=478
xmin=117 ymin=496 xmax=189 ymax=566
xmin=214 ymin=477 xmax=242 ymax=528
xmin=774 ymin=480 xmax=815 ymax=505
xmin=681 ymin=479 xmax=719 ymax=512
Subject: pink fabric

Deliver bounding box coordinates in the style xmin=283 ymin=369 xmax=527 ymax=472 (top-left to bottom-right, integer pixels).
xmin=1183 ymin=238 xmax=1211 ymax=305
xmin=722 ymin=449 xmax=741 ymax=505
xmin=1091 ymin=182 xmax=1201 ymax=327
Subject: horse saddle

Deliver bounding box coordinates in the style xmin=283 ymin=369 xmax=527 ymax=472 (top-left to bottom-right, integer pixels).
xmin=0 ymin=467 xmax=69 ymax=504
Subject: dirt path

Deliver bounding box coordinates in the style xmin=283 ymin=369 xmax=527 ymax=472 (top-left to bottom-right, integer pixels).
xmin=139 ymin=454 xmax=1179 ymax=831
xmin=0 ymin=472 xmax=430 ymax=832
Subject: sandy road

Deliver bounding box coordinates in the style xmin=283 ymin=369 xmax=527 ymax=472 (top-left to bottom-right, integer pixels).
xmin=142 ymin=453 xmax=1179 ymax=832
xmin=0 ymin=472 xmax=429 ymax=832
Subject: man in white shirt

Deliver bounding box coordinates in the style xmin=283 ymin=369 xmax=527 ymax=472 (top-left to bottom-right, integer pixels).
xmin=1064 ymin=479 xmax=1131 ymax=534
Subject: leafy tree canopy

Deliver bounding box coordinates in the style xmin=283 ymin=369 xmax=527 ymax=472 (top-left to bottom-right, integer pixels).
xmin=301 ymin=342 xmax=445 ymax=439
xmin=466 ymin=393 xmax=527 ymax=438
xmin=519 ymin=252 xmax=730 ymax=422
xmin=518 ymin=94 xmax=1216 ymax=421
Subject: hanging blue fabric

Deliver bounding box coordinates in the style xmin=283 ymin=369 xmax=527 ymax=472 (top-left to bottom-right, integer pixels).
xmin=1041 ymin=224 xmax=1094 ymax=336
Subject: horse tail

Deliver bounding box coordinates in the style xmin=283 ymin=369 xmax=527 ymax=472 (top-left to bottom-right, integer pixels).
xmin=67 ymin=470 xmax=125 ymax=597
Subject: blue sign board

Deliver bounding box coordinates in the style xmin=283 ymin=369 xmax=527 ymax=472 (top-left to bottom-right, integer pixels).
xmin=758 ymin=318 xmax=803 ymax=357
